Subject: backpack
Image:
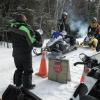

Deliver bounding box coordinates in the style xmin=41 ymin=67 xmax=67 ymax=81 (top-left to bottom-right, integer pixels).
xmin=2 ymin=84 xmax=42 ymax=100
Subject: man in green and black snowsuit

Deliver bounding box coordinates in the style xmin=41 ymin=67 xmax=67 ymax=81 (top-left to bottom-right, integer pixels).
xmin=9 ymin=14 xmax=42 ymax=89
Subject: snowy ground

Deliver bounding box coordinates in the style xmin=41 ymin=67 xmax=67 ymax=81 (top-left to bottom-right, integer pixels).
xmin=0 ymin=40 xmax=98 ymax=100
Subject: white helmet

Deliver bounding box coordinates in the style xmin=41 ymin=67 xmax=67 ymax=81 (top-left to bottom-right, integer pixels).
xmin=62 ymin=12 xmax=68 ymax=16
xmin=92 ymin=17 xmax=97 ymax=22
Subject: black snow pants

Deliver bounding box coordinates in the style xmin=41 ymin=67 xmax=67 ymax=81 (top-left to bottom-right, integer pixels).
xmin=13 ymin=53 xmax=33 ymax=87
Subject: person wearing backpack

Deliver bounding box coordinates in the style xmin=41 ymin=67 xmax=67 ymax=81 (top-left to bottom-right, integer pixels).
xmin=9 ymin=13 xmax=40 ymax=89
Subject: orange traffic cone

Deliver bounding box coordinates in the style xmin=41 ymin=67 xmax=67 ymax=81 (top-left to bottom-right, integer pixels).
xmin=80 ymin=66 xmax=86 ymax=83
xmin=80 ymin=75 xmax=85 ymax=83
xmin=36 ymin=51 xmax=48 ymax=78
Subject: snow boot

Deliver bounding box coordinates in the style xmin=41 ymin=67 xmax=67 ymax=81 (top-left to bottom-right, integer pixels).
xmin=22 ymin=74 xmax=35 ymax=90
xmin=13 ymin=70 xmax=22 ymax=87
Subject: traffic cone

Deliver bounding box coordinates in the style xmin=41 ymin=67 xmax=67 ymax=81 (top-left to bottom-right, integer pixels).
xmin=36 ymin=51 xmax=48 ymax=78
xmin=80 ymin=67 xmax=86 ymax=83
xmin=80 ymin=75 xmax=85 ymax=83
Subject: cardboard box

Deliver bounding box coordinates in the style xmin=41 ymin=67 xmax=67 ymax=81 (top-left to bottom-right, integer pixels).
xmin=48 ymin=58 xmax=71 ymax=83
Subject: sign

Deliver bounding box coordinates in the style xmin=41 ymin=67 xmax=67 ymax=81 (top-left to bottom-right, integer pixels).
xmin=53 ymin=61 xmax=62 ymax=73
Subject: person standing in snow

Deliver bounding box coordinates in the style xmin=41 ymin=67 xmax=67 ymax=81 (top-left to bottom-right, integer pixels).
xmin=9 ymin=14 xmax=42 ymax=89
xmin=57 ymin=12 xmax=76 ymax=46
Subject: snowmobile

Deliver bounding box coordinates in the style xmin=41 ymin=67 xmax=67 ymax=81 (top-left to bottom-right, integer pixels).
xmin=70 ymin=53 xmax=100 ymax=100
xmin=33 ymin=31 xmax=77 ymax=56
xmin=43 ymin=31 xmax=77 ymax=55
xmin=80 ymin=34 xmax=94 ymax=47
xmin=79 ymin=31 xmax=98 ymax=50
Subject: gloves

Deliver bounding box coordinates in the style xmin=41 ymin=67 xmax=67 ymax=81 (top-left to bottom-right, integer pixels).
xmin=32 ymin=40 xmax=42 ymax=47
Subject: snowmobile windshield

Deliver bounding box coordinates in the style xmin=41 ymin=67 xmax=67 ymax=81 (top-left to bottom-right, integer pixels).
xmin=51 ymin=32 xmax=62 ymax=39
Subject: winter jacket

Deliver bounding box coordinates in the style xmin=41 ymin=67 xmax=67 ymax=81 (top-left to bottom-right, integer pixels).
xmin=9 ymin=21 xmax=37 ymax=56
xmin=88 ymin=23 xmax=100 ymax=37
xmin=57 ymin=19 xmax=70 ymax=35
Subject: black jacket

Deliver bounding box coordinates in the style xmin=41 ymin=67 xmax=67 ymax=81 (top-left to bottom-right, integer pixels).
xmin=88 ymin=25 xmax=99 ymax=37
xmin=57 ymin=19 xmax=70 ymax=35
xmin=6 ymin=21 xmax=36 ymax=57
xmin=11 ymin=32 xmax=33 ymax=56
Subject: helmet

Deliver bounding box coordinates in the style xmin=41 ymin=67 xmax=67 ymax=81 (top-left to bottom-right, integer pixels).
xmin=62 ymin=12 xmax=68 ymax=16
xmin=90 ymin=17 xmax=98 ymax=28
xmin=62 ymin=12 xmax=68 ymax=19
xmin=91 ymin=17 xmax=97 ymax=22
xmin=15 ymin=13 xmax=27 ymax=22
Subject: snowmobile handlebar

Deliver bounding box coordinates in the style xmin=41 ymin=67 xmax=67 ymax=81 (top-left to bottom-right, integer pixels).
xmin=76 ymin=53 xmax=99 ymax=68
xmin=74 ymin=62 xmax=86 ymax=66
xmin=74 ymin=61 xmax=100 ymax=70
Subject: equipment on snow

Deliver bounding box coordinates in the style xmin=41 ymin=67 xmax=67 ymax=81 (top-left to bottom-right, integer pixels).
xmin=70 ymin=53 xmax=100 ymax=100
xmin=44 ymin=31 xmax=77 ymax=55
xmin=2 ymin=84 xmax=42 ymax=100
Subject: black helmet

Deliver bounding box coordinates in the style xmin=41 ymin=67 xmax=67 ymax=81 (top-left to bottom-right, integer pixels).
xmin=15 ymin=13 xmax=27 ymax=22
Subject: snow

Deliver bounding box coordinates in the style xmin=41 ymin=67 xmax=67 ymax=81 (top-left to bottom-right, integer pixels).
xmin=0 ymin=40 xmax=98 ymax=100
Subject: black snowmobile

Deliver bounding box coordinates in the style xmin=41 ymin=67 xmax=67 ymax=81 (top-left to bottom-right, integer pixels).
xmin=43 ymin=31 xmax=77 ymax=54
xmin=70 ymin=53 xmax=100 ymax=100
